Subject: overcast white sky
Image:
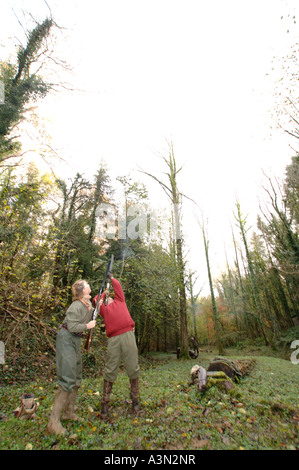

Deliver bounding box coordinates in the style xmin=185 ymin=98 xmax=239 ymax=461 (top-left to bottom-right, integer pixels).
xmin=1 ymin=0 xmax=299 ymax=294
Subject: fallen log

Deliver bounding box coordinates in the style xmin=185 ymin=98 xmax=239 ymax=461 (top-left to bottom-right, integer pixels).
xmin=190 ymin=366 xmax=234 ymax=393
xmin=206 ymin=371 xmax=235 ymax=392
xmin=208 ymin=356 xmax=255 ymax=382
xmin=190 ymin=357 xmax=256 ymax=393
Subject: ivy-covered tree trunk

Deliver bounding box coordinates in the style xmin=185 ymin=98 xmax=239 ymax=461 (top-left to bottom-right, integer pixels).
xmin=0 ymin=18 xmax=54 ymax=165
xmin=235 ymin=201 xmax=271 ymax=346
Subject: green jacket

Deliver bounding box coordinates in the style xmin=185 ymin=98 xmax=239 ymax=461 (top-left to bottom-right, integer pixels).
xmin=63 ymin=300 xmax=93 ymax=334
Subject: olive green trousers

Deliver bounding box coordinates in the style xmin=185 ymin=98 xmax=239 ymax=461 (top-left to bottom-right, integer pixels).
xmin=56 ymin=328 xmax=82 ymax=393
xmin=104 ymin=330 xmax=140 ymax=383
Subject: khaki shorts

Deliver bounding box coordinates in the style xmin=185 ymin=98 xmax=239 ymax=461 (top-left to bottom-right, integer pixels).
xmin=104 ymin=330 xmax=140 ymax=382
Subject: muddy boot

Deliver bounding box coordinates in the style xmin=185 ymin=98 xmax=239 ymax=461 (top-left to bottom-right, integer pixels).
xmin=100 ymin=380 xmax=113 ymax=419
xmin=130 ymin=377 xmax=140 ymax=414
xmin=62 ymin=386 xmax=80 ymax=421
xmin=47 ymin=387 xmax=69 ymax=436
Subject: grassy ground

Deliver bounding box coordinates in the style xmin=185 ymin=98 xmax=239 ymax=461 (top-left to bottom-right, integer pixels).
xmin=0 ymin=349 xmax=298 ymax=450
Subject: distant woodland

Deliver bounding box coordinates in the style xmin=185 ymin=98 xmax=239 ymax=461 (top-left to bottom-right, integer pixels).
xmin=1 ymin=18 xmax=298 ymax=368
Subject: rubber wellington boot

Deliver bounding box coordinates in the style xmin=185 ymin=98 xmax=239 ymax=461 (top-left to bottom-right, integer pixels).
xmin=130 ymin=378 xmax=140 ymax=413
xmin=47 ymin=387 xmax=69 ymax=436
xmin=62 ymin=386 xmax=80 ymax=421
xmin=100 ymin=380 xmax=113 ymax=419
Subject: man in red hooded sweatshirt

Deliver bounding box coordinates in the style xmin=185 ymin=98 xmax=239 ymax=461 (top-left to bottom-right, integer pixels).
xmin=94 ymin=275 xmax=140 ymax=418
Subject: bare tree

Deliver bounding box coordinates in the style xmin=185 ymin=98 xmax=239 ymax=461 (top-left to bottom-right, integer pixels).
xmin=141 ymin=141 xmax=190 ymax=358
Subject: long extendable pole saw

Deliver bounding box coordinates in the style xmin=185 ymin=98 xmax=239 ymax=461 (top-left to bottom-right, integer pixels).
xmin=85 ymin=254 xmax=114 ymax=352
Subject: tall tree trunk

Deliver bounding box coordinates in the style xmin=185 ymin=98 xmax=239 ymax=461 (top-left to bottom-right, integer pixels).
xmin=141 ymin=141 xmax=190 ymax=359
xmin=176 ymin=236 xmax=189 ymax=358
xmin=188 ymin=270 xmax=199 ymax=344
xmin=202 ymin=222 xmax=224 ymax=355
